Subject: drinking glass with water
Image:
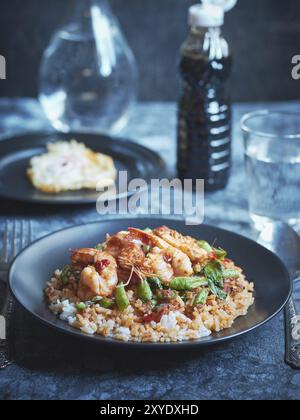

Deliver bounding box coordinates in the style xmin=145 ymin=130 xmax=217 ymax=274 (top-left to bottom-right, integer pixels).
xmin=241 ymin=111 xmax=300 ymax=230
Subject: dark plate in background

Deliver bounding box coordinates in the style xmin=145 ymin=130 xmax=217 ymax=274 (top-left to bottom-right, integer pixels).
xmin=0 ymin=132 xmax=165 ymax=204
xmin=9 ymin=219 xmax=292 ymax=349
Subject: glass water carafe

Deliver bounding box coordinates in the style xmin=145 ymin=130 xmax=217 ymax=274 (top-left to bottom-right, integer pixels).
xmin=39 ymin=0 xmax=138 ymax=134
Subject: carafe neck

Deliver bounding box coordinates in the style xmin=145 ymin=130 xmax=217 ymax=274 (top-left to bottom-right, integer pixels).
xmin=70 ymin=0 xmax=112 ymax=32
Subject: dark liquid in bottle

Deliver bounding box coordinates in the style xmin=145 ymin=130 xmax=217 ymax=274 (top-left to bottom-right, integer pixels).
xmin=178 ymin=52 xmax=232 ymax=191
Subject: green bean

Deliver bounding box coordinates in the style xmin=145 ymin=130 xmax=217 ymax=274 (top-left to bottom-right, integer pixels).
xmin=115 ymin=284 xmax=130 ymax=311
xmin=147 ymin=277 xmax=163 ymax=290
xmin=197 ymin=240 xmax=213 ymax=253
xmin=223 ymin=269 xmax=240 ymax=279
xmin=99 ymin=299 xmax=114 ymax=309
xmin=169 ymin=277 xmax=208 ymax=291
xmin=138 ymin=279 xmax=153 ymax=302
xmin=76 ymin=302 xmax=86 ymax=311
xmin=194 ymin=289 xmax=209 ymax=306
xmin=215 ymin=247 xmax=227 ymax=260
xmin=61 ymin=265 xmax=72 ymax=285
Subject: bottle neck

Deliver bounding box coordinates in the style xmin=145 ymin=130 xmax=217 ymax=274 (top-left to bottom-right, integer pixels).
xmin=191 ymin=26 xmax=222 ymax=37
xmin=190 ymin=26 xmax=223 ymax=48
xmin=182 ymin=24 xmax=229 ymax=61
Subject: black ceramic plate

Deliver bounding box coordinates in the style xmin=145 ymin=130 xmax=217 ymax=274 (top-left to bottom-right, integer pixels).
xmin=9 ymin=219 xmax=291 ymax=349
xmin=0 ymin=132 xmax=165 ymax=204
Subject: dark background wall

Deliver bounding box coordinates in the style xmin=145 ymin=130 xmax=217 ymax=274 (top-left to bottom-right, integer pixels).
xmin=0 ymin=0 xmax=299 ymax=102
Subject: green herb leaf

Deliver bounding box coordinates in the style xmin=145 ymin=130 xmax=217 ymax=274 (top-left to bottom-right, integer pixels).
xmin=204 ymin=261 xmax=228 ymax=301
xmin=204 ymin=261 xmax=223 ymax=286
xmin=207 ymin=279 xmax=227 ymax=301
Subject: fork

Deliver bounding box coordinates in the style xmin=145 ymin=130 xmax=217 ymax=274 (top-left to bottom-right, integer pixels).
xmin=0 ymin=220 xmax=32 ymax=369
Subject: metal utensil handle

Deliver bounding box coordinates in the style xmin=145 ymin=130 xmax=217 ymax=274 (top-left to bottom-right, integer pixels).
xmin=285 ymin=296 xmax=300 ymax=370
xmin=0 ymin=287 xmax=14 ymax=369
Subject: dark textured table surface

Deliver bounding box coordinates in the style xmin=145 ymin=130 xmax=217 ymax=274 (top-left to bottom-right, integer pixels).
xmin=0 ymin=98 xmax=300 ymax=400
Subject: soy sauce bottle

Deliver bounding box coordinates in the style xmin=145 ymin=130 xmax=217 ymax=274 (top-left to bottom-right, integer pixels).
xmin=177 ymin=4 xmax=232 ymax=191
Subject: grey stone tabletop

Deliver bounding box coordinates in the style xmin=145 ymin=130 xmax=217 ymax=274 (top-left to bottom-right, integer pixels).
xmin=0 ymin=98 xmax=300 ymax=400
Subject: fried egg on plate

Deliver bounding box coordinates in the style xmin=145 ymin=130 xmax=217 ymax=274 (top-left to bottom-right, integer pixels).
xmin=27 ymin=140 xmax=117 ymax=194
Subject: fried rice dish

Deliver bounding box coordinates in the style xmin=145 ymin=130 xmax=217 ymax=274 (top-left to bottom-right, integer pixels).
xmin=45 ymin=226 xmax=254 ymax=343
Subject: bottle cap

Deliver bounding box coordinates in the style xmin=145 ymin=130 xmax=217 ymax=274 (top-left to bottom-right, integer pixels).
xmin=202 ymin=0 xmax=237 ymax=13
xmin=189 ymin=4 xmax=224 ymax=28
